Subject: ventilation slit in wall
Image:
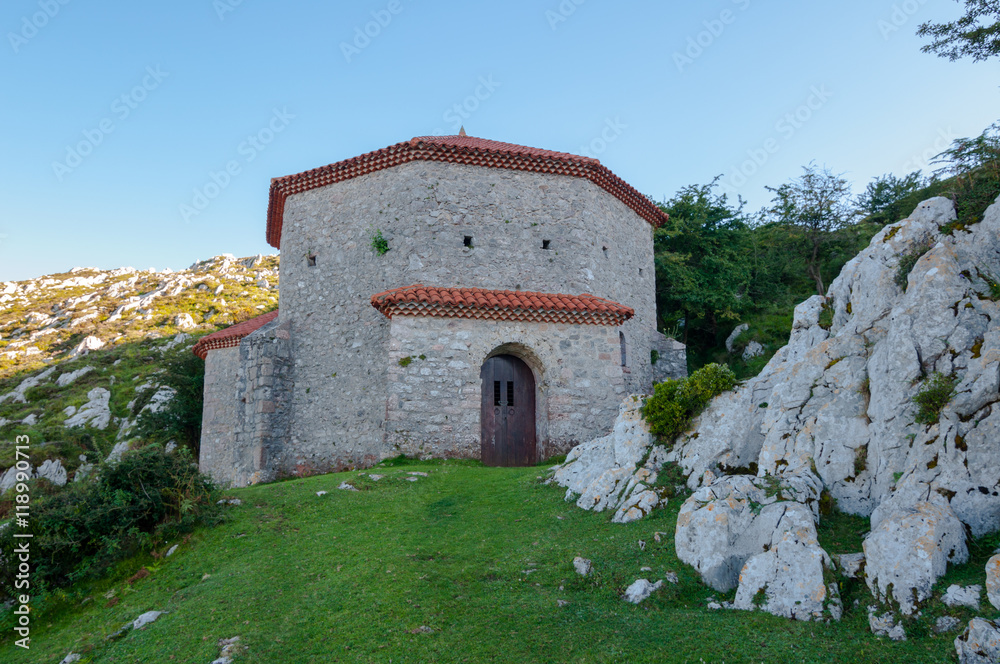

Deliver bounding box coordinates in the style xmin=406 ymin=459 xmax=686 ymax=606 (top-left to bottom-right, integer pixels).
xmin=602 ymin=246 xmax=609 ymax=258
xmin=542 ymin=240 xmax=551 ymax=250
xmin=307 ymin=254 xmax=317 ymax=267
xmin=464 ymin=236 xmax=473 ymax=248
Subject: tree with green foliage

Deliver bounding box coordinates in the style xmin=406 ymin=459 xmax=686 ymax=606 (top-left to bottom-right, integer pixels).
xmin=134 ymin=348 xmax=206 ymax=454
xmin=764 ymin=164 xmax=858 ymax=296
xmin=654 ymin=179 xmax=753 ymax=343
xmin=917 ymin=0 xmax=1000 ymax=62
xmin=856 ymin=171 xmax=927 ymax=226
xmin=933 ymin=121 xmax=1000 ymax=225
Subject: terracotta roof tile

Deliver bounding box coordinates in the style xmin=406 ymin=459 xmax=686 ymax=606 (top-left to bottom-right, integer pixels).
xmin=265 ymin=134 xmax=668 ymax=247
xmin=192 ymin=310 xmax=279 ymax=359
xmin=370 ymin=285 xmax=633 ymax=326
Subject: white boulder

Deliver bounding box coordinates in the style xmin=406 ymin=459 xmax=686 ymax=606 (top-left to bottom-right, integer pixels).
xmin=665 ymin=195 xmax=1000 ymax=611
xmin=573 ymin=557 xmax=592 ymax=576
xmin=869 ymin=607 xmax=906 ymax=641
xmin=69 ymin=335 xmax=104 ymax=358
xmin=35 ymin=459 xmax=67 ymax=486
xmin=173 ymin=313 xmax=196 ymax=329
xmin=942 ymin=584 xmax=982 ymax=610
xmin=131 ymin=610 xmax=164 ymax=630
xmin=988 ymin=554 xmax=1000 ymax=611
xmin=0 ymin=465 xmax=28 ymax=494
xmin=834 ymin=553 xmax=865 ymax=579
xmin=725 ymin=324 xmax=749 ymax=353
xmin=955 ymin=618 xmax=1000 ymax=664
xmin=622 ymin=579 xmax=662 ymax=604
xmin=56 ymin=366 xmax=94 ymax=387
xmin=864 ymin=500 xmax=968 ymax=614
xmin=733 ymin=524 xmax=840 ymax=621
xmin=64 ymin=388 xmax=112 ymax=430
xmin=674 ymin=473 xmax=822 ymax=592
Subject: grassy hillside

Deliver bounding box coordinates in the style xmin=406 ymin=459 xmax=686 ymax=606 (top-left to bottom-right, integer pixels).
xmin=1 ymin=460 xmax=979 ymax=664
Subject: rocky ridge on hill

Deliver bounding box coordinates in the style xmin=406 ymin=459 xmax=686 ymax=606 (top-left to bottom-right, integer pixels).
xmin=554 ymin=195 xmax=1000 ymax=659
xmin=0 ymin=254 xmax=278 ymax=487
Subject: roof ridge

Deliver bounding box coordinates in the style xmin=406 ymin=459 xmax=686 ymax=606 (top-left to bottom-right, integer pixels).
xmin=370 ymin=284 xmax=634 ymax=327
xmin=265 ymin=135 xmax=668 ymax=247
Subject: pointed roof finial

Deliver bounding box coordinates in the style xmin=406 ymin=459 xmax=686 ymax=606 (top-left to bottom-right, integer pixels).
xmin=458 ymin=126 xmax=467 ymax=137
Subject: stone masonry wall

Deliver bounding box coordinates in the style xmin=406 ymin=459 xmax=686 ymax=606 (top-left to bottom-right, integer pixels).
xmin=276 ymin=159 xmax=658 ymax=470
xmin=384 ymin=315 xmax=628 ymax=461
xmin=230 ymin=317 xmax=294 ymax=486
xmin=199 ymin=345 xmax=240 ymax=485
xmin=650 ymin=331 xmax=687 ymax=384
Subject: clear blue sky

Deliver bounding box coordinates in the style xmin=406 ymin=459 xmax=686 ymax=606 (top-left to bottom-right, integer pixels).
xmin=0 ymin=0 xmax=996 ymax=282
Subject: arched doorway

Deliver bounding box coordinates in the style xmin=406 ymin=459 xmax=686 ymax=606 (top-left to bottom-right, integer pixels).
xmin=480 ymin=354 xmax=537 ymax=466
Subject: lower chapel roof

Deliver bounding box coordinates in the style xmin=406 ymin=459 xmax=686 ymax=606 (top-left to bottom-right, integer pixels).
xmin=194 ymin=286 xmax=634 ymax=358
xmin=371 ymin=285 xmax=634 ymax=326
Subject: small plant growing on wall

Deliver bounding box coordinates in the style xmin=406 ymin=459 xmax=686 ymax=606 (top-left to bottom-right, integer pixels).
xmin=370 ymin=229 xmax=389 ymax=256
xmin=913 ymin=371 xmax=957 ymax=425
xmin=895 ymin=242 xmax=932 ymax=291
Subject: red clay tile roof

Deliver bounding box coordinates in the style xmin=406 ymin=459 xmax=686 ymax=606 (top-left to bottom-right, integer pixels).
xmin=192 ymin=310 xmax=279 ymax=359
xmin=265 ymin=134 xmax=668 ymax=247
xmin=370 ymin=285 xmax=634 ymax=326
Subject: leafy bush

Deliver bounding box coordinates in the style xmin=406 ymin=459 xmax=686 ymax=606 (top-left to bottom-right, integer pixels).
xmin=370 ymin=229 xmax=389 ymax=255
xmin=0 ymin=445 xmax=218 ymax=597
xmin=933 ymin=121 xmax=1000 ymax=228
xmin=913 ymin=372 xmax=958 ymax=425
xmin=895 ymin=243 xmax=932 ymax=291
xmin=642 ymin=363 xmax=736 ymax=441
xmin=134 ymin=349 xmax=205 ymax=453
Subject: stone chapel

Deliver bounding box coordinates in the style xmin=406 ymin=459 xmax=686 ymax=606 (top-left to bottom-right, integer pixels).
xmin=193 ymin=133 xmax=686 ymax=486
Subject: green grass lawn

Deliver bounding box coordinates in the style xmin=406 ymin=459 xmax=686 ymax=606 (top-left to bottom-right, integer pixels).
xmin=1 ymin=460 xmax=968 ymax=663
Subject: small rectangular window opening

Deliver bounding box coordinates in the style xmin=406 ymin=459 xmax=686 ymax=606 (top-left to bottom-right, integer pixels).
xmin=542 ymin=240 xmax=551 ymax=250
xmin=619 ymin=331 xmax=627 ymax=367
xmin=307 ymin=254 xmax=317 ymax=267
xmin=464 ymin=236 xmax=473 ymax=248
xmin=639 ymin=268 xmax=643 ymax=277
xmin=507 ymin=381 xmax=514 ymax=407
xmin=494 ymin=381 xmax=501 ymax=406
xmin=602 ymin=246 xmax=609 ymax=258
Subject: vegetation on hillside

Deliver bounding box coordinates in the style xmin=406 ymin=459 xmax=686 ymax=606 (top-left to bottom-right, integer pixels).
xmin=656 ymin=119 xmax=1000 ymax=378
xmin=0 ymin=445 xmax=219 ymax=600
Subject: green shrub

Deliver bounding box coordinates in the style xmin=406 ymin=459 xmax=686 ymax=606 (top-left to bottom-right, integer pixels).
xmin=134 ymin=349 xmax=205 ymax=453
xmin=913 ymin=372 xmax=958 ymax=425
xmin=370 ymin=229 xmax=389 ymax=256
xmin=642 ymin=363 xmax=736 ymax=441
xmin=895 ymin=243 xmax=933 ymax=291
xmin=0 ymin=445 xmax=218 ymax=598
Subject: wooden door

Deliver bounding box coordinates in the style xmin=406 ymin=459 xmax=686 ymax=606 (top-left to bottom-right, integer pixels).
xmin=480 ymin=355 xmax=536 ymax=467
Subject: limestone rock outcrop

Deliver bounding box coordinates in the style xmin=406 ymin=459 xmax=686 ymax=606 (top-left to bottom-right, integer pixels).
xmin=668 ymin=195 xmax=1000 ymax=617
xmin=64 ymin=388 xmax=112 ymax=430
xmin=552 ymin=396 xmax=669 ymax=524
